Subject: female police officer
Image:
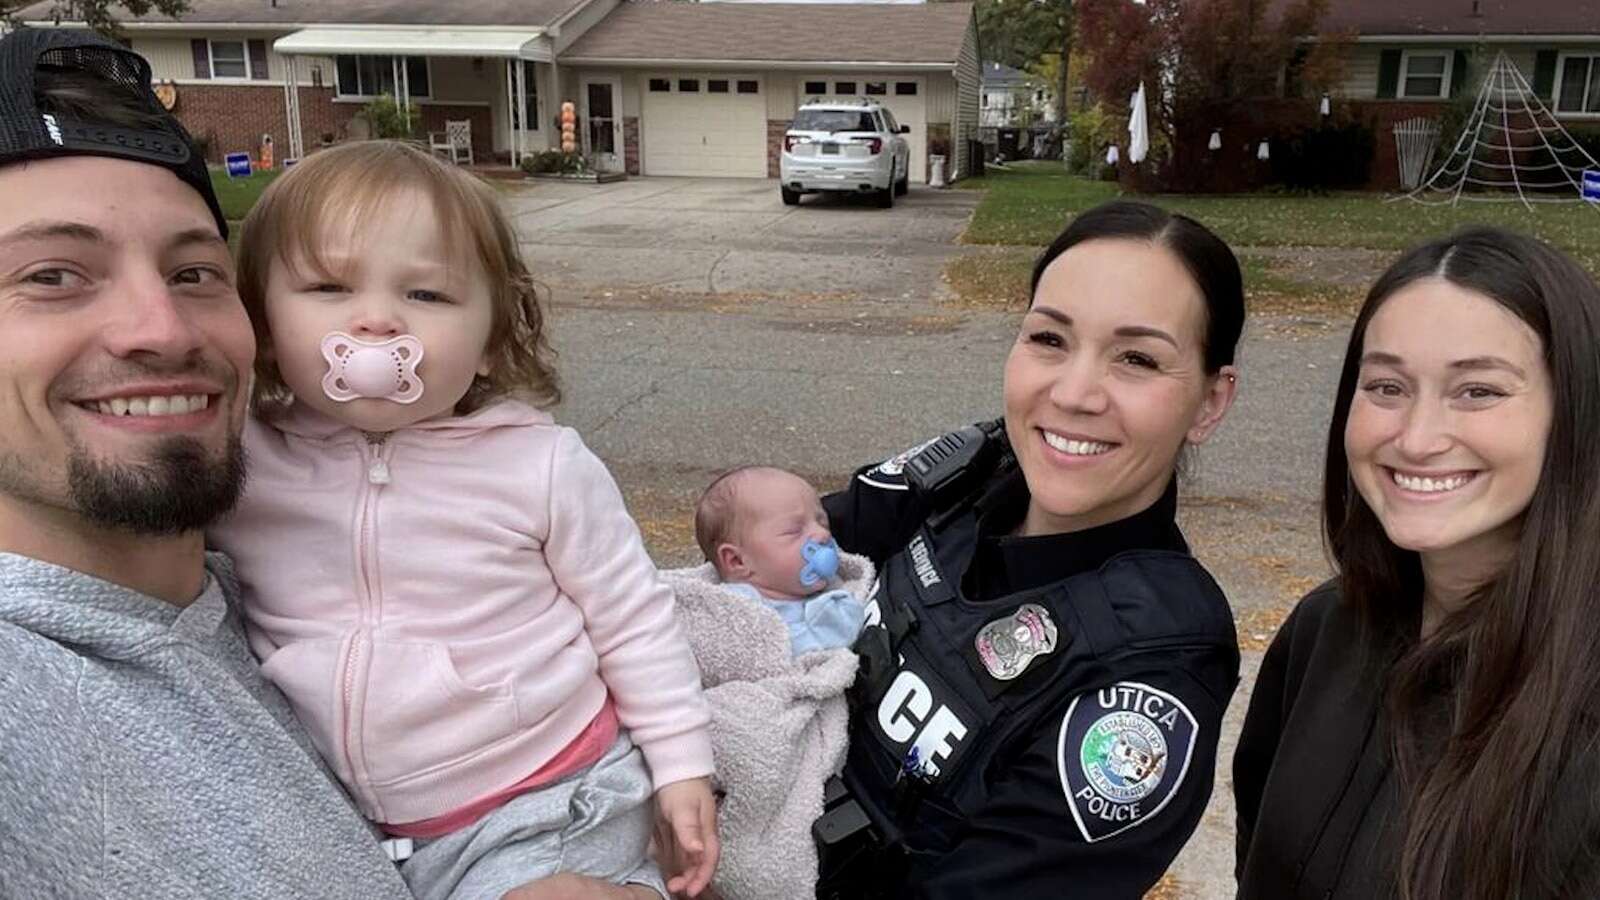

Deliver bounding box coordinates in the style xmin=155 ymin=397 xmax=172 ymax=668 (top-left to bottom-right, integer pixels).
xmin=815 ymin=201 xmax=1244 ymax=899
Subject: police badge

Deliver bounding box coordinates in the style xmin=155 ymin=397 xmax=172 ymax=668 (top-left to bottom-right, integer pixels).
xmin=974 ymin=603 xmax=1058 ymax=680
xmin=1057 ymin=681 xmax=1198 ymax=843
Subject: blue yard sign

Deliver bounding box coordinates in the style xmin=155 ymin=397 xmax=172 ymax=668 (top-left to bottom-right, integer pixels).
xmin=224 ymin=152 xmax=252 ymax=178
xmin=1584 ymin=170 xmax=1600 ymax=203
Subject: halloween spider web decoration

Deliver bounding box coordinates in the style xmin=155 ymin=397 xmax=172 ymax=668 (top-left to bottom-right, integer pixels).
xmin=1397 ymin=52 xmax=1600 ymax=210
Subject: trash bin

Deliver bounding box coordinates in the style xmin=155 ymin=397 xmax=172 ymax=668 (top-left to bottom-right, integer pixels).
xmin=929 ymin=154 xmax=947 ymax=188
xmin=968 ymin=140 xmax=985 ymax=178
xmin=997 ymin=128 xmax=1021 ymax=161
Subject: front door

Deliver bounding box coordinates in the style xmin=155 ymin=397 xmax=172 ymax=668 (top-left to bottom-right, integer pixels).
xmin=581 ymin=77 xmax=623 ymax=172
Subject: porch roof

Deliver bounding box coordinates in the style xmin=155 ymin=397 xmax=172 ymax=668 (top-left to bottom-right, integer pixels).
xmin=272 ymin=26 xmax=551 ymax=60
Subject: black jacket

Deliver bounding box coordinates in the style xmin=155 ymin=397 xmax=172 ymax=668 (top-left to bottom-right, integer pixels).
xmin=821 ymin=432 xmax=1240 ymax=899
xmin=1233 ymin=582 xmax=1401 ymax=899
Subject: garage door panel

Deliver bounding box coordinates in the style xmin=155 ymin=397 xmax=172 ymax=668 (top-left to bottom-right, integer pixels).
xmin=643 ymin=75 xmax=766 ymax=178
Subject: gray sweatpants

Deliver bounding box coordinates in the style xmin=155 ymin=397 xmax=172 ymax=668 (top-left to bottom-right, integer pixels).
xmin=398 ymin=734 xmax=666 ymax=900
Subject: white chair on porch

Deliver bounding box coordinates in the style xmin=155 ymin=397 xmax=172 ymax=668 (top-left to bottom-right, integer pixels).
xmin=428 ymin=119 xmax=473 ymax=165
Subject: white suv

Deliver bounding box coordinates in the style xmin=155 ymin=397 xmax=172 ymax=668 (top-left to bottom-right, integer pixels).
xmin=780 ymin=98 xmax=911 ymax=208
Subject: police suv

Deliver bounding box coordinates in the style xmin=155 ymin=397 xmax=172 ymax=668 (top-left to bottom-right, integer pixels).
xmin=780 ymin=97 xmax=911 ymax=209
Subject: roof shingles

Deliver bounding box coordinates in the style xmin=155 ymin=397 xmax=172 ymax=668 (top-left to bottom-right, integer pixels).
xmin=561 ymin=1 xmax=975 ymax=65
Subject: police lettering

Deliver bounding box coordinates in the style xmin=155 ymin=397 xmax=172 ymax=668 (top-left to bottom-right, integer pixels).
xmin=1074 ymin=787 xmax=1142 ymax=822
xmin=908 ymin=536 xmax=941 ymax=588
xmin=1098 ymin=684 xmax=1182 ymax=731
xmin=876 ymin=669 xmax=969 ymax=776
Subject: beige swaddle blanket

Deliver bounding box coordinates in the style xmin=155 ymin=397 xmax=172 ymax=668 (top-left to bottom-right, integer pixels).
xmin=663 ymin=555 xmax=872 ymax=900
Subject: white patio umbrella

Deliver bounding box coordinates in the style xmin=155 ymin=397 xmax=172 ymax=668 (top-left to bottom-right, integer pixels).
xmin=1128 ymin=82 xmax=1150 ymax=164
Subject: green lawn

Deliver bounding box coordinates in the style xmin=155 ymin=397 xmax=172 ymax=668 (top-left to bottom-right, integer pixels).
xmin=208 ymin=168 xmax=281 ymax=229
xmin=949 ymin=162 xmax=1599 ymax=311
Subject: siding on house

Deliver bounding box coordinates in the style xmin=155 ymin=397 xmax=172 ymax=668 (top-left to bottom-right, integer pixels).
xmin=1336 ymin=43 xmax=1546 ymax=100
xmin=955 ymin=16 xmax=981 ymax=178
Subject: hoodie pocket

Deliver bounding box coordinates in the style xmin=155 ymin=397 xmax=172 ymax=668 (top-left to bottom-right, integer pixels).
xmin=257 ymin=638 xmax=347 ymax=779
xmin=362 ymin=640 xmax=519 ymax=784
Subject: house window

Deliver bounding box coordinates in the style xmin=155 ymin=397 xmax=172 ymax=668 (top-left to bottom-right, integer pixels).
xmin=334 ymin=56 xmax=431 ymax=99
xmin=835 ymin=81 xmax=857 ymax=95
xmin=649 ymin=78 xmax=671 ymax=92
xmin=804 ymin=80 xmax=826 ymax=95
xmin=1399 ymin=51 xmax=1450 ymax=100
xmin=895 ymin=81 xmax=919 ymax=96
xmin=512 ymin=60 xmax=540 ymax=131
xmin=708 ymin=79 xmax=730 ymax=93
xmin=981 ymin=92 xmax=989 ymax=108
xmin=1555 ymin=54 xmax=1600 ymax=114
xmin=679 ymin=78 xmax=700 ymax=92
xmin=737 ymin=80 xmax=759 ymax=94
xmin=865 ymin=81 xmax=887 ymax=96
xmin=209 ymin=40 xmax=249 ymax=79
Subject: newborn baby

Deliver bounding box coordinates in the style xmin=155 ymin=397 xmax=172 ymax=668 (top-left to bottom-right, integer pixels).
xmin=693 ymin=466 xmax=865 ymax=656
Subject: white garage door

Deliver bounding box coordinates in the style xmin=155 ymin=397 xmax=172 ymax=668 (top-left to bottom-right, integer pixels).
xmin=642 ymin=74 xmax=767 ymax=178
xmin=800 ymin=76 xmax=927 ymax=183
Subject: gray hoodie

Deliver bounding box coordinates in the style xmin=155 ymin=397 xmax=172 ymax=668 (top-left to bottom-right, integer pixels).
xmin=0 ymin=551 xmax=411 ymax=899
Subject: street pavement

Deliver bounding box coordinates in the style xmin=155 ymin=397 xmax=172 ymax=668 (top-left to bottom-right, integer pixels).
xmin=505 ymin=176 xmax=1357 ymax=899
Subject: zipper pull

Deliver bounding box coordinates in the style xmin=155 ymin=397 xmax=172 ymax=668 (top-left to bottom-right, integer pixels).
xmin=364 ymin=433 xmax=391 ymax=485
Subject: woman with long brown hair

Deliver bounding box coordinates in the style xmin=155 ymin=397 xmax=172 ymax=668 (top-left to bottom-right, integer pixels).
xmin=1233 ymin=227 xmax=1600 ymax=899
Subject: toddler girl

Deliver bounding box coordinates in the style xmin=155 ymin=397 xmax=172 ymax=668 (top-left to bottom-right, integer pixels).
xmin=208 ymin=141 xmax=716 ymax=900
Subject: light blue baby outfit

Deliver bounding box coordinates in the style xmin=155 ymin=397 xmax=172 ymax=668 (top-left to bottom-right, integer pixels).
xmin=725 ymin=583 xmax=866 ymax=656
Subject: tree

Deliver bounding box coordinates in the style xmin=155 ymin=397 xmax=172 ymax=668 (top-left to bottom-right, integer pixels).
xmin=1076 ymin=0 xmax=1335 ymax=187
xmin=2 ymin=0 xmax=190 ymax=36
xmin=977 ymin=0 xmax=1076 ymax=124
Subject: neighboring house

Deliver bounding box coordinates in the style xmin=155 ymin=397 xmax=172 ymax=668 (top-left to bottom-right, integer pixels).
xmin=1292 ymin=0 xmax=1600 ymax=187
xmin=17 ymin=0 xmax=980 ymax=184
xmin=980 ymin=61 xmax=1050 ymax=128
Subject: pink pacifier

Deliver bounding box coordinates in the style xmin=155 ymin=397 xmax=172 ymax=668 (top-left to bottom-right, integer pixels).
xmin=320 ymin=332 xmax=425 ymax=404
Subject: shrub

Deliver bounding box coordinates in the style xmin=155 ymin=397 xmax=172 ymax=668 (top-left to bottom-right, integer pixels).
xmin=1269 ymin=121 xmax=1376 ymax=191
xmin=362 ymin=94 xmax=420 ymax=140
xmin=520 ymin=151 xmax=590 ymax=176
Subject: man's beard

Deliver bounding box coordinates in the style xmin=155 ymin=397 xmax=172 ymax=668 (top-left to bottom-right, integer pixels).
xmin=66 ymin=434 xmax=247 ymax=536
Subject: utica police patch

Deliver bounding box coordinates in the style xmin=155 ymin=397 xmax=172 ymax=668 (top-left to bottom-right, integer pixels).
xmin=1057 ymin=681 xmax=1198 ymax=843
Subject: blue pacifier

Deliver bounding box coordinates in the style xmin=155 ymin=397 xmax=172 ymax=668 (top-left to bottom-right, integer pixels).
xmin=799 ymin=538 xmax=841 ymax=589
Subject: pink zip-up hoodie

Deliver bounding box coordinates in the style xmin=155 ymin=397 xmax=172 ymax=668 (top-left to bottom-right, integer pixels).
xmin=207 ymin=399 xmax=713 ymax=825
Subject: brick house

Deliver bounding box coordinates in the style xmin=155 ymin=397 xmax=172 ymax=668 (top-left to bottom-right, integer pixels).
xmin=15 ymin=0 xmax=981 ymax=183
xmin=1288 ymin=0 xmax=1600 ymax=189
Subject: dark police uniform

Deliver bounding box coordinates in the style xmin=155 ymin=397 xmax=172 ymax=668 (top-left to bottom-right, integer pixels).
xmin=815 ymin=424 xmax=1240 ymax=899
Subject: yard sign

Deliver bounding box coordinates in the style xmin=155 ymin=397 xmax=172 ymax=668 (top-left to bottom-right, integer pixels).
xmin=225 ymin=152 xmax=253 ymax=178
xmin=1584 ymin=170 xmax=1600 ymax=203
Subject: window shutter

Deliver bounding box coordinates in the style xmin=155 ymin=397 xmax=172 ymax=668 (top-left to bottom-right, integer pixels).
xmin=1449 ymin=50 xmax=1470 ymax=97
xmin=1377 ymin=49 xmax=1401 ymax=99
xmin=191 ymin=39 xmax=210 ymax=79
xmin=248 ymin=39 xmax=269 ymax=80
xmin=1532 ymin=50 xmax=1558 ymax=100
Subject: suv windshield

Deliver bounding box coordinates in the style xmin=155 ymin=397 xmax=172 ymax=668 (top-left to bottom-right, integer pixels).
xmin=792 ymin=109 xmax=877 ymax=132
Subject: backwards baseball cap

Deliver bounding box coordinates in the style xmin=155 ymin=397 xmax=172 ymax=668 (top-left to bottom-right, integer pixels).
xmin=0 ymin=27 xmax=227 ymax=238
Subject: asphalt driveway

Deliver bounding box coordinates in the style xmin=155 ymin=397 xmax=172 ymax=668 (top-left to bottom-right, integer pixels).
xmin=501 ymin=176 xmax=980 ymax=301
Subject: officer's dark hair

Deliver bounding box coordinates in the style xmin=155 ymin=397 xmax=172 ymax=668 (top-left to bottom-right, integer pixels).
xmin=1029 ymin=201 xmax=1244 ymax=374
xmin=1323 ymin=227 xmax=1600 ymax=900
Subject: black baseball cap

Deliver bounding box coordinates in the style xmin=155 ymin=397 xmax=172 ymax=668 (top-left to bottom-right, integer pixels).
xmin=0 ymin=27 xmax=228 ymax=238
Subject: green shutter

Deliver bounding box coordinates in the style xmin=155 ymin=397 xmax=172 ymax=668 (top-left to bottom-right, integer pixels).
xmin=1377 ymin=49 xmax=1401 ymax=99
xmin=1533 ymin=50 xmax=1558 ymax=100
xmin=1450 ymin=50 xmax=1470 ymax=97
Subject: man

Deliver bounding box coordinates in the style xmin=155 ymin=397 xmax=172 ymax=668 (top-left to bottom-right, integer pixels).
xmin=0 ymin=29 xmax=652 ymax=900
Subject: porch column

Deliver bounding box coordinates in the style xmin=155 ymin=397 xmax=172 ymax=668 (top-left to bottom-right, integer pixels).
xmin=505 ymin=60 xmax=519 ymax=168
xmin=399 ymin=56 xmax=411 ymax=120
xmin=282 ymin=54 xmax=303 ymax=159
xmin=516 ymin=58 xmax=529 ymax=165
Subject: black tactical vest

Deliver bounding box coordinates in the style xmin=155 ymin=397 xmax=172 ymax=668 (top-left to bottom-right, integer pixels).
xmin=839 ymin=504 xmax=1236 ymax=867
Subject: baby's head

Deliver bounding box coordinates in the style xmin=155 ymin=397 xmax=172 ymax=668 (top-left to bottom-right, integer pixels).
xmin=236 ymin=141 xmax=558 ymax=431
xmin=695 ymin=467 xmax=837 ymax=600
